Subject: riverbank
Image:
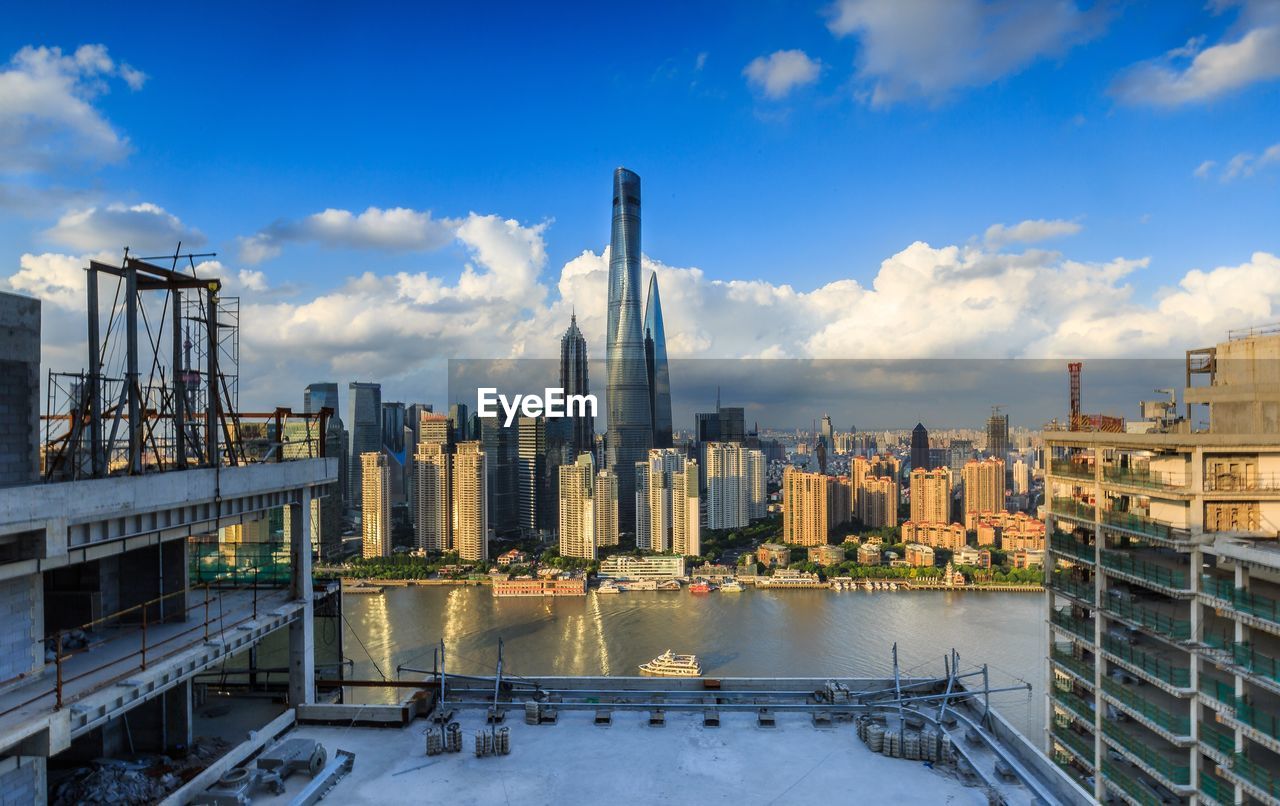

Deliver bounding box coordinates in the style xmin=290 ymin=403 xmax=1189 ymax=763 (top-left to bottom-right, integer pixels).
xmin=330 ymin=575 xmax=1041 ymax=592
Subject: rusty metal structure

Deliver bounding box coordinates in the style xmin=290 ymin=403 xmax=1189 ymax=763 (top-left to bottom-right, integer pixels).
xmin=1066 ymin=361 xmax=1124 ymax=433
xmin=42 ymin=246 xmax=331 ymax=480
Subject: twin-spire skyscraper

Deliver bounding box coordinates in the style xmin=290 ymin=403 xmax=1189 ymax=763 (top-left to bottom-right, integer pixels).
xmin=604 ymin=167 xmax=671 ymax=532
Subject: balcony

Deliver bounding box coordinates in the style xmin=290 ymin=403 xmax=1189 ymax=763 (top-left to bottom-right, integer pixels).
xmin=1202 ymin=577 xmax=1280 ymax=630
xmin=1051 ymin=609 xmax=1096 ymax=643
xmin=1050 ymin=532 xmax=1096 ymax=565
xmin=1236 ymin=698 xmax=1280 ymax=744
xmin=1200 ymin=676 xmax=1238 ymax=711
xmin=1053 ymin=686 xmax=1096 ymax=723
xmin=1052 ymin=647 xmax=1095 ymax=683
xmin=1100 ymin=550 xmax=1189 ymax=593
xmin=1050 ymin=572 xmax=1094 ymax=603
xmin=1104 ymin=595 xmax=1192 ymax=642
xmin=1234 ymin=643 xmax=1280 ymax=688
xmin=1102 ymin=760 xmax=1165 ymax=806
xmin=1049 ymin=459 xmax=1095 ymax=482
xmin=1102 ymin=635 xmax=1190 ymax=688
xmin=1100 ymin=508 xmax=1190 ymax=542
xmin=1205 ymin=471 xmax=1280 ymax=493
xmin=1103 ymin=466 xmax=1188 ymax=492
xmin=1102 ymin=720 xmax=1191 ymax=786
xmin=1052 ymin=724 xmax=1095 ymax=764
xmin=1227 ymin=752 xmax=1280 ymax=801
xmin=1199 ymin=772 xmax=1234 ymax=806
xmin=1101 ymin=677 xmax=1191 ymax=737
xmin=1201 ymin=719 xmax=1237 ymax=756
xmin=1050 ymin=497 xmax=1096 ymax=524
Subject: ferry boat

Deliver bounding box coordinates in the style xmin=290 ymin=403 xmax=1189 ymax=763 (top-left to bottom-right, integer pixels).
xmin=597 ymin=580 xmax=622 ymax=594
xmin=620 ymin=579 xmax=658 ymax=591
xmin=656 ymin=579 xmax=682 ymax=591
xmin=689 ymin=581 xmax=712 ymax=594
xmin=720 ymin=579 xmax=744 ymax=592
xmin=639 ymin=650 xmax=702 ymax=677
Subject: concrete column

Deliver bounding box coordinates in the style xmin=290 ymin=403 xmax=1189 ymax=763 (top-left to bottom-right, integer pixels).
xmin=288 ymin=491 xmax=315 ymax=706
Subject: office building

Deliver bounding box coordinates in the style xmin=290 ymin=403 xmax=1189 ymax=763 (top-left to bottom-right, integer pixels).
xmin=909 ymin=466 xmax=952 ymax=525
xmin=605 ymin=167 xmax=653 ymax=532
xmin=447 ymin=402 xmax=470 ymax=443
xmin=303 ymin=382 xmax=339 ymax=416
xmin=347 ymin=382 xmax=382 ymax=509
xmin=559 ymin=312 xmax=595 ymax=457
xmin=452 ymin=441 xmax=488 ymax=562
xmin=643 ymin=272 xmax=673 ymax=449
xmin=704 ymin=442 xmax=766 ymax=530
xmin=414 ymin=441 xmax=451 ymax=552
xmin=819 ymin=414 xmax=834 ymax=457
xmin=598 ymin=554 xmax=686 ymax=580
xmin=480 ymin=416 xmax=519 ymax=534
xmin=361 ymin=451 xmax=391 ymax=558
xmin=911 ymin=422 xmax=930 ymax=470
xmin=518 ymin=415 xmax=547 ymax=534
xmin=635 ymin=448 xmax=699 ymax=555
xmin=1046 ymin=326 xmax=1280 ymax=805
xmin=381 ymin=401 xmax=406 ymax=454
xmin=963 ymin=457 xmax=1007 ymax=529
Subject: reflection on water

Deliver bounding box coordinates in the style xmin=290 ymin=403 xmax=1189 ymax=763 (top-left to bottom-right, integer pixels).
xmin=343 ymin=587 xmax=1048 ymax=739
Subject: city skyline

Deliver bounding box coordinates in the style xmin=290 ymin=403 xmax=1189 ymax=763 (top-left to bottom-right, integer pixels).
xmin=2 ymin=4 xmax=1279 ymax=411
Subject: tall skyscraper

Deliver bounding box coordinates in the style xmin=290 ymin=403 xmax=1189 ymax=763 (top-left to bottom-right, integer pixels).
xmin=381 ymin=401 xmax=406 ymax=454
xmin=857 ymin=475 xmax=898 ymax=529
xmin=414 ymin=441 xmax=451 ymax=552
xmin=1012 ymin=457 xmax=1030 ymax=495
xmin=361 ymin=451 xmax=391 ymax=558
xmin=517 ymin=415 xmax=547 ymax=534
xmin=447 ymin=402 xmax=469 ymax=443
xmin=480 ymin=416 xmax=518 ymax=534
xmin=909 ymin=467 xmax=951 ymax=524
xmin=704 ymin=442 xmax=767 ymax=530
xmin=635 ymin=448 xmax=698 ymax=555
xmin=986 ymin=407 xmax=1009 ymax=462
xmin=963 ymin=457 xmax=1006 ymax=529
xmin=348 ymin=382 xmax=381 ymax=509
xmin=304 ymin=382 xmax=339 ymax=415
xmin=643 ymin=272 xmax=672 ymax=449
xmin=452 ymin=441 xmax=488 ymax=562
xmin=559 ymin=312 xmax=595 ymax=457
xmin=557 ymin=452 xmax=618 ymax=560
xmin=594 ymin=466 xmax=619 ymax=552
xmin=605 ymin=167 xmax=652 ymax=532
xmin=910 ymin=422 xmax=930 ymax=471
xmin=303 ymin=381 xmax=347 ymax=535
xmin=782 ymin=467 xmax=850 ymax=546
xmin=819 ymin=414 xmax=834 ymax=457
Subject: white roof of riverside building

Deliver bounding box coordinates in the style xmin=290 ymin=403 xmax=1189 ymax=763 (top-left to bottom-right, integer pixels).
xmin=258 ymin=709 xmax=993 ymax=806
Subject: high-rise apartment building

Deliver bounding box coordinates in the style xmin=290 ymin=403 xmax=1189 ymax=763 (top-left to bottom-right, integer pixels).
xmin=347 ymin=382 xmax=381 ymax=509
xmin=361 ymin=451 xmax=391 ymax=558
xmin=605 ymin=167 xmax=652 ymax=532
xmin=635 ymin=448 xmax=698 ymax=555
xmin=1013 ymin=457 xmax=1030 ymax=495
xmin=911 ymin=422 xmax=930 ymax=471
xmin=559 ymin=313 xmax=595 ymax=457
xmin=414 ymin=441 xmax=451 ymax=552
xmin=643 ymin=272 xmax=672 ymax=449
xmin=704 ymin=442 xmax=767 ymax=530
xmin=452 ymin=441 xmax=488 ymax=562
xmin=909 ymin=466 xmax=952 ymax=525
xmin=857 ymin=475 xmax=898 ymax=529
xmin=782 ymin=467 xmax=852 ymax=546
xmin=558 ymin=453 xmax=619 ymax=560
xmin=963 ymin=457 xmax=1007 ymax=529
xmin=1045 ymin=327 xmax=1280 ymax=805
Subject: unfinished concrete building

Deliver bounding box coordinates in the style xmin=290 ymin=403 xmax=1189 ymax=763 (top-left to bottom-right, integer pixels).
xmin=1046 ymin=325 xmax=1280 ymax=805
xmin=0 ymin=257 xmax=337 ymax=803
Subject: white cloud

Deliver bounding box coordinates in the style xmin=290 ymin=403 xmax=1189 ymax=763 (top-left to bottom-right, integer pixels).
xmin=1111 ymin=13 xmax=1280 ymax=106
xmin=825 ymin=0 xmax=1100 ymax=105
xmin=984 ymin=218 xmax=1082 ymax=247
xmin=44 ymin=202 xmax=205 ymax=252
xmin=1196 ymin=141 xmax=1280 ymax=181
xmin=0 ymin=44 xmax=144 ymax=174
xmin=743 ymin=49 xmax=822 ymax=99
xmin=238 ymin=206 xmax=459 ymax=263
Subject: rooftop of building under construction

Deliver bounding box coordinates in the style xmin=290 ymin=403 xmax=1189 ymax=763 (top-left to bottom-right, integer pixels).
xmin=165 ymin=673 xmax=1089 ymax=806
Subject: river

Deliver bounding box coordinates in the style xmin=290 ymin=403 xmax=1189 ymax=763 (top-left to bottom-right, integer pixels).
xmin=341 ymin=586 xmax=1049 ymax=741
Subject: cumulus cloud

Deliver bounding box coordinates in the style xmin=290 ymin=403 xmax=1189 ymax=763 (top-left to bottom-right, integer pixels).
xmin=44 ymin=202 xmax=205 ymax=252
xmin=743 ymin=49 xmax=822 ymax=99
xmin=237 ymin=206 xmax=460 ymax=263
xmin=825 ymin=0 xmax=1102 ymax=105
xmin=983 ymin=218 xmax=1082 ymax=248
xmin=0 ymin=44 xmax=145 ymax=174
xmin=1111 ymin=0 xmax=1280 ymax=106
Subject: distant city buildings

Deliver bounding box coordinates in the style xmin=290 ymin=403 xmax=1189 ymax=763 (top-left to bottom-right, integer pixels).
xmin=856 ymin=475 xmax=898 ymax=529
xmin=557 ymin=452 xmax=618 ymax=560
xmin=643 ymin=272 xmax=673 ymax=449
xmin=910 ymin=422 xmax=929 ymax=470
xmin=559 ymin=313 xmax=595 ymax=458
xmin=348 ymin=382 xmax=382 ymax=509
xmin=413 ymin=440 xmax=451 ymax=553
xmin=986 ymin=407 xmax=1009 ymax=462
xmin=360 ymin=451 xmax=391 ymax=558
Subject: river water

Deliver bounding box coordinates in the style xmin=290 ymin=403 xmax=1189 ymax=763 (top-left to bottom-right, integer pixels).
xmin=342 ymin=586 xmax=1049 ymax=741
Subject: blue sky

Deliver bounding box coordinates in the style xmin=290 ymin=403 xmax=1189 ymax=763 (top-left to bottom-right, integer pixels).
xmin=3 ymin=1 xmax=1280 ymax=410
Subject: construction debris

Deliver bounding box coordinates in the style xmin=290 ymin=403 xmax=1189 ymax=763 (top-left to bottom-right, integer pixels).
xmin=51 ymin=737 xmax=232 ymax=806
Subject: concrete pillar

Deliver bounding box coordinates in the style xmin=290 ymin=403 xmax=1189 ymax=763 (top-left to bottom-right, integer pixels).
xmin=288 ymin=491 xmax=315 ymax=706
